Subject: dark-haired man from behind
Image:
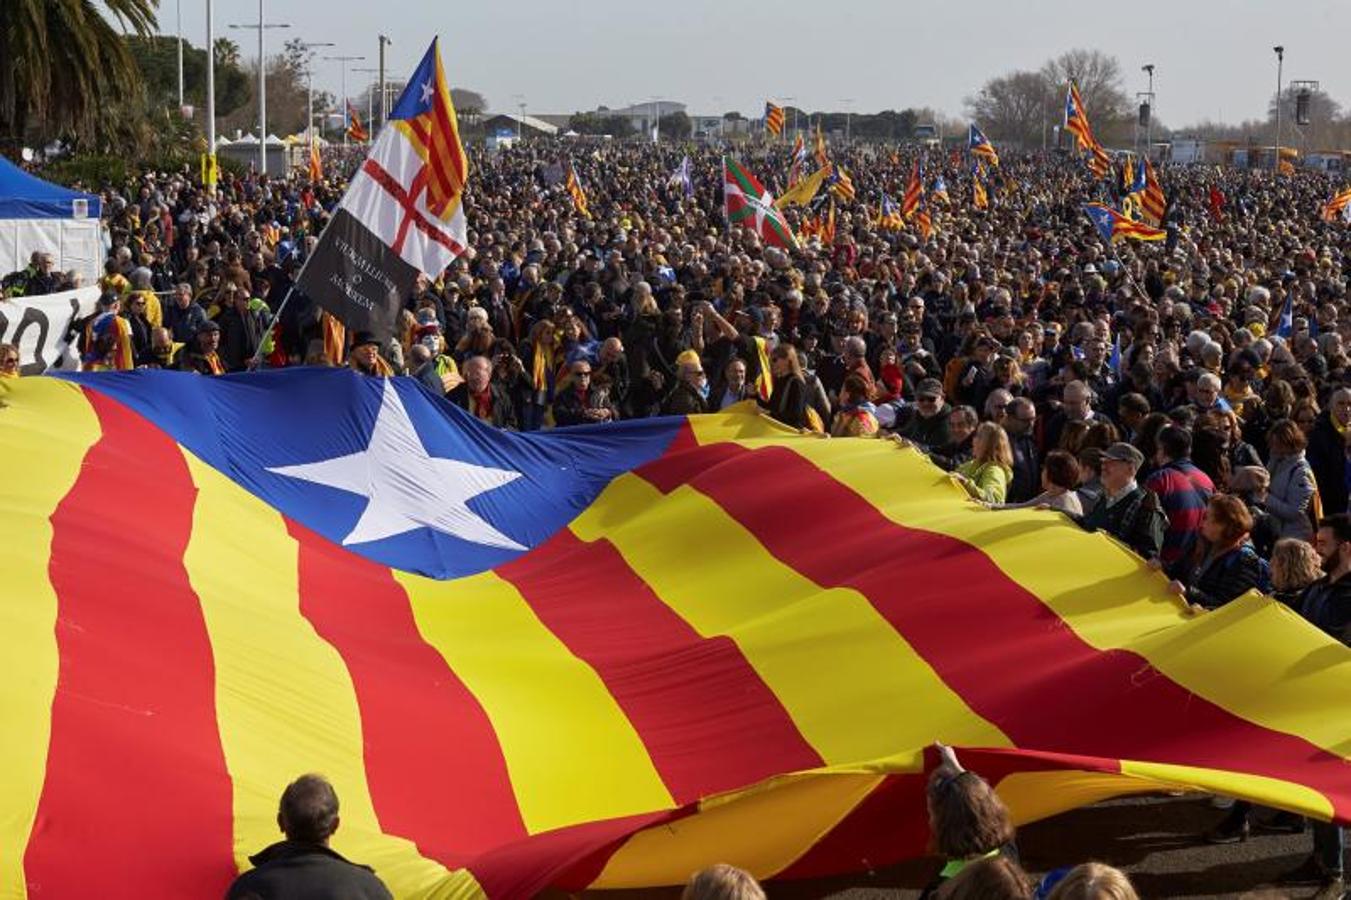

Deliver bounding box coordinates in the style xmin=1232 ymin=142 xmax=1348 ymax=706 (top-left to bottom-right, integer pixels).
xmin=226 ymin=774 xmax=392 ymax=900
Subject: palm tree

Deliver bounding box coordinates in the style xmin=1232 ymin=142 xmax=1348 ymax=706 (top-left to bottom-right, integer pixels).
xmin=0 ymin=0 xmax=158 ymax=146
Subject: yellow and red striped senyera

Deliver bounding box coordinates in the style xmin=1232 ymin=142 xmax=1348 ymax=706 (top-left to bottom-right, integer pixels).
xmin=2 ymin=371 xmax=1349 ymax=899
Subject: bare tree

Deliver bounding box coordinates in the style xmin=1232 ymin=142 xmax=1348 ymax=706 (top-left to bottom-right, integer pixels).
xmin=1040 ymin=48 xmax=1132 ymax=145
xmin=1269 ymin=86 xmax=1346 ymax=150
xmin=966 ymin=70 xmax=1054 ymax=148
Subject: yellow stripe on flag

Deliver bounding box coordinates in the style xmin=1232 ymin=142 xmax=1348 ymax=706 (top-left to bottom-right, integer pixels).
xmin=396 ymin=570 xmax=674 ymax=834
xmin=754 ymin=435 xmax=1351 ymax=771
xmin=0 ymin=378 xmax=100 ymax=899
xmin=570 ymin=474 xmax=1011 ymax=765
xmin=181 ymin=455 xmax=479 ymax=899
xmin=592 ymin=772 xmax=884 ymax=887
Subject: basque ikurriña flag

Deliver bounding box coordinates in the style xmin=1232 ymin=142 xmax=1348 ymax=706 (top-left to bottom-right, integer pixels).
xmin=4 ymin=368 xmax=1351 ymax=899
xmin=297 ymin=38 xmax=469 ymax=342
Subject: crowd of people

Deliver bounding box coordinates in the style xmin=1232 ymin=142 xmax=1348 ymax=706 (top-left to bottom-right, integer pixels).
xmin=3 ymin=136 xmax=1349 ymax=896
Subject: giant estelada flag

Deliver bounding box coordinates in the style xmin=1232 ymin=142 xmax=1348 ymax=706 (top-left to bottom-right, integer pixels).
xmin=4 ymin=369 xmax=1351 ymax=899
xmin=297 ymin=38 xmax=468 ymax=341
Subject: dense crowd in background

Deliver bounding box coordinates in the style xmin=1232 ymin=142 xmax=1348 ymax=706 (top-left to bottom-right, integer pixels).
xmin=2 ymin=138 xmax=1349 ymax=897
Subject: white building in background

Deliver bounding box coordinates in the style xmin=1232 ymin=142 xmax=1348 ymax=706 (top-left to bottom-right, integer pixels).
xmin=605 ymin=100 xmax=687 ymax=137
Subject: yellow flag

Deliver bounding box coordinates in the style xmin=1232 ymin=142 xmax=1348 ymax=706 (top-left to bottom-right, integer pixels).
xmin=774 ymin=166 xmax=828 ymax=209
xmin=201 ymin=153 xmax=218 ymax=189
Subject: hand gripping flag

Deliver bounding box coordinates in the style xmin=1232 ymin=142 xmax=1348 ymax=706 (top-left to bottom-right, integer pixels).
xmin=968 ymin=123 xmax=1000 ymax=167
xmin=11 ymin=369 xmax=1351 ymax=898
xmin=1084 ymin=202 xmax=1166 ymax=243
xmin=296 ymin=38 xmax=469 ymax=343
xmin=346 ymin=102 xmax=370 ymax=142
xmin=764 ymin=101 xmax=785 ymax=137
xmin=724 ymin=157 xmax=797 ymax=249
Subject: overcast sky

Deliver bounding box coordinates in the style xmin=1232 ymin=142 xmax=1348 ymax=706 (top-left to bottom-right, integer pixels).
xmin=164 ymin=0 xmax=1348 ymax=127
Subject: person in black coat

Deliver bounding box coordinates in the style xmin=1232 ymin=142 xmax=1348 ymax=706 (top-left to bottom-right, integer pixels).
xmin=663 ymin=358 xmax=710 ymax=416
xmin=1165 ymin=494 xmax=1271 ymax=610
xmin=762 ymin=343 xmax=807 ymax=429
xmin=1305 ymin=391 xmax=1351 ymax=515
xmin=226 ymin=774 xmax=392 ymax=900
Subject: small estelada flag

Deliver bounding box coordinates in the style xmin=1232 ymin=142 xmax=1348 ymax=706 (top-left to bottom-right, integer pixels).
xmin=295 ymin=38 xmax=469 ymax=342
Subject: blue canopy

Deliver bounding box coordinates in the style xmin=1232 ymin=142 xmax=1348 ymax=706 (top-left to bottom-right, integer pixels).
xmin=0 ymin=155 xmax=102 ymax=219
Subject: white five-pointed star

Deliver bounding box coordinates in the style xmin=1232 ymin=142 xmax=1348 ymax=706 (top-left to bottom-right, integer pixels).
xmin=419 ymin=80 xmax=434 ymax=105
xmin=268 ymin=380 xmax=526 ymax=550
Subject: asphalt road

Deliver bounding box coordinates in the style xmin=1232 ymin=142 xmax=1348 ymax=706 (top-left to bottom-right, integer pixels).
xmin=586 ymin=795 xmax=1343 ymax=899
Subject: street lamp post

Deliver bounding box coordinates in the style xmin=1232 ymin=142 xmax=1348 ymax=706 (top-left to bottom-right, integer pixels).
xmin=354 ymin=67 xmax=379 ymax=139
xmin=511 ymin=94 xmax=526 ymax=139
xmin=205 ymin=0 xmax=215 ymax=162
xmin=1141 ymin=64 xmax=1155 ymax=160
xmin=228 ymin=1 xmax=291 ymax=175
xmin=1273 ymin=45 xmax=1285 ymax=171
xmin=176 ymin=0 xmax=184 ymax=110
xmin=650 ymin=96 xmax=662 ymax=143
xmin=377 ymin=35 xmax=392 ymax=128
xmin=324 ymin=54 xmax=367 ymax=147
xmin=840 ymin=98 xmax=854 ymax=143
xmin=296 ymin=41 xmax=334 ymax=147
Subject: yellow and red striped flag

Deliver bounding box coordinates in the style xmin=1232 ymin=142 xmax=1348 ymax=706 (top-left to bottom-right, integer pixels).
xmin=307 ymin=139 xmax=323 ymax=183
xmin=764 ymin=101 xmax=785 ymax=137
xmin=1141 ymin=158 xmax=1166 ymax=225
xmin=813 ymin=122 xmax=829 ymax=167
xmin=1064 ymin=81 xmax=1112 ymax=178
xmin=566 ymin=162 xmax=591 ymax=218
xmin=901 ymin=160 xmax=924 ymax=219
xmin=4 ymin=371 xmax=1350 ymax=898
xmin=346 ymin=102 xmax=369 ymax=143
xmin=1322 ymin=186 xmax=1351 ymax=223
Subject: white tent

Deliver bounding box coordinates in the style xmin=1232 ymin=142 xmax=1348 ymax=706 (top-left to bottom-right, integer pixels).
xmin=0 ymin=155 xmax=104 ymax=283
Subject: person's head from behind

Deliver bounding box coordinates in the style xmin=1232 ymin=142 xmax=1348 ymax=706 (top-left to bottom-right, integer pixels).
xmin=1227 ymin=465 xmax=1269 ymax=503
xmin=1154 ymin=425 xmax=1191 ymax=466
xmin=1270 ymin=538 xmax=1322 ymax=594
xmin=1045 ymin=862 xmax=1138 ymax=900
xmin=278 ymin=774 xmax=339 ymax=845
xmin=1042 ymin=450 xmax=1080 ymax=493
xmin=926 ymin=767 xmax=1014 ymax=860
xmin=840 ymin=373 xmax=872 ymax=409
xmin=1201 ymin=493 xmax=1252 ymax=548
xmin=680 ymin=864 xmax=765 ymax=900
xmin=1265 ymin=418 xmax=1307 ymax=459
xmin=934 ymin=853 xmax=1033 ymax=900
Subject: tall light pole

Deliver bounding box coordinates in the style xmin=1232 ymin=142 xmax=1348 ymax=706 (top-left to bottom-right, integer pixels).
xmin=1141 ymin=64 xmax=1155 ymax=159
xmin=650 ymin=96 xmax=662 ymax=143
xmin=377 ymin=35 xmax=392 ymax=128
xmin=839 ymin=98 xmax=854 ymax=143
xmin=295 ymin=41 xmax=333 ymax=148
xmin=511 ymin=94 xmax=526 ymax=139
xmin=205 ymin=0 xmax=215 ymax=177
xmin=176 ymin=0 xmax=184 ymax=110
xmin=354 ymin=67 xmax=379 ymax=139
xmin=228 ymin=3 xmax=291 ymax=175
xmin=324 ymin=54 xmax=366 ymax=147
xmin=1273 ymin=45 xmax=1285 ymax=171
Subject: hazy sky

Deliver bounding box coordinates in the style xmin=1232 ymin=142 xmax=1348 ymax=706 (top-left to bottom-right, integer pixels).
xmin=163 ymin=0 xmax=1349 ymax=127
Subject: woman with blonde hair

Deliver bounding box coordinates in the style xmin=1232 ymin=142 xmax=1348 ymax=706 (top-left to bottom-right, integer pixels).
xmin=1044 ymin=862 xmax=1138 ymax=900
xmin=955 ymin=422 xmax=1014 ymax=504
xmin=681 ymin=864 xmax=766 ymax=900
xmin=1270 ymin=537 xmax=1323 ymax=607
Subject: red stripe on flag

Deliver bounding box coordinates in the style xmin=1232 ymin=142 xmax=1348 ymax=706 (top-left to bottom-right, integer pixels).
xmin=26 ymin=390 xmax=236 ymax=897
xmin=641 ymin=442 xmax=1351 ymax=819
xmin=288 ymin=520 xmax=526 ymax=865
xmin=496 ymin=529 xmax=824 ymax=804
